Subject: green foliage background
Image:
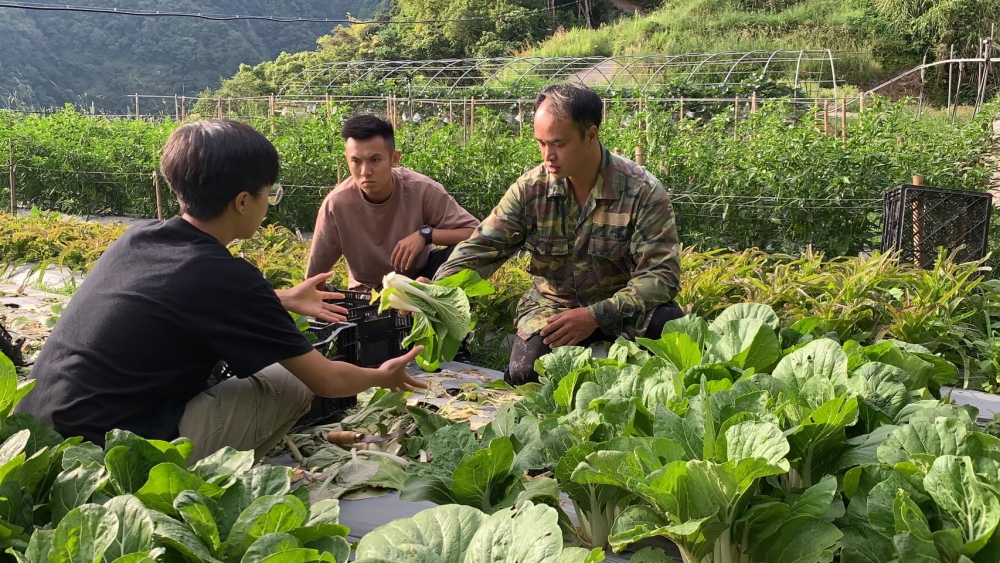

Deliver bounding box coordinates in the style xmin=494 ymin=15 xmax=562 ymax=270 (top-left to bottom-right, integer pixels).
xmin=0 ymin=98 xmax=996 ymax=256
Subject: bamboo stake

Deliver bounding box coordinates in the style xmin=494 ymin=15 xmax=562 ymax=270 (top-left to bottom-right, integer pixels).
xmin=679 ymin=98 xmax=684 ymax=121
xmin=8 ymin=143 xmax=15 ymax=214
xmin=952 ymin=63 xmax=964 ymax=123
xmin=634 ymin=145 xmax=644 ymax=166
xmin=841 ymin=96 xmax=848 ymax=144
xmin=823 ymin=100 xmax=830 ymax=136
xmin=269 ymin=94 xmax=276 ymax=134
xmin=134 ymin=94 xmax=140 ymax=120
xmin=174 ymin=94 xmax=179 ymax=121
xmin=470 ymin=97 xmax=476 ymax=138
xmin=917 ymin=53 xmax=927 ymax=119
xmin=602 ymin=99 xmax=607 ymax=123
xmin=948 ymin=44 xmax=955 ymax=113
xmin=217 ymin=97 xmax=223 ymax=119
xmin=181 ymin=96 xmax=186 ymax=121
xmin=448 ymin=101 xmax=453 ymax=126
xmin=325 ymin=94 xmax=331 ymax=117
xmin=153 ymin=171 xmax=163 ymax=221
xmin=517 ymin=101 xmax=523 ymax=137
xmin=733 ymin=97 xmax=740 ymax=141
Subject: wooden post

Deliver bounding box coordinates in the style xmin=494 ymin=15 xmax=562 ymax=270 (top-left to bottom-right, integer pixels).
xmin=750 ymin=92 xmax=758 ymax=114
xmin=269 ymin=94 xmax=276 ymax=134
xmin=948 ymin=44 xmax=955 ymax=113
xmin=470 ymin=97 xmax=476 ymax=139
xmin=634 ymin=145 xmax=644 ymax=166
xmin=517 ymin=101 xmax=523 ymax=137
xmin=841 ymin=96 xmax=848 ymax=144
xmin=448 ymin=102 xmax=453 ymax=126
xmin=733 ymin=97 xmax=740 ymax=141
xmin=859 ymin=92 xmax=865 ymax=113
xmin=8 ymin=144 xmax=15 ymax=214
xmin=679 ymin=98 xmax=684 ymax=121
xmin=823 ymin=100 xmax=830 ymax=136
xmin=217 ymin=97 xmax=223 ymax=119
xmin=645 ymin=98 xmax=651 ymax=146
xmin=325 ymin=94 xmax=331 ymax=117
xmin=181 ymin=96 xmax=187 ymax=121
xmin=602 ymin=99 xmax=607 ymax=123
xmin=174 ymin=94 xmax=179 ymax=121
xmin=153 ymin=171 xmax=163 ymax=221
xmin=226 ymin=98 xmax=231 ymax=118
xmin=134 ymin=94 xmax=140 ymax=120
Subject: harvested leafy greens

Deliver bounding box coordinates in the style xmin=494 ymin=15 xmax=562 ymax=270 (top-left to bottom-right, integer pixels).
xmin=376 ymin=270 xmax=495 ymax=371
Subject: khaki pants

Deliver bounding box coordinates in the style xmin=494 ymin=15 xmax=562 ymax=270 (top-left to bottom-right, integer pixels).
xmin=179 ymin=364 xmax=313 ymax=464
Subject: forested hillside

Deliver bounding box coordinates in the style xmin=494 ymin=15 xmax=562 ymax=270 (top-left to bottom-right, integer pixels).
xmin=0 ymin=0 xmax=381 ymax=111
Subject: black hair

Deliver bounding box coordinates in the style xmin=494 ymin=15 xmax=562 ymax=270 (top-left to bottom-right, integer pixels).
xmin=340 ymin=114 xmax=396 ymax=153
xmin=160 ymin=119 xmax=279 ymax=221
xmin=534 ymin=82 xmax=603 ymax=134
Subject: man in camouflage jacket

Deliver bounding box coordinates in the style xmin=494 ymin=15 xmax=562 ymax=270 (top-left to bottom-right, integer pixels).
xmin=435 ymin=83 xmax=683 ymax=385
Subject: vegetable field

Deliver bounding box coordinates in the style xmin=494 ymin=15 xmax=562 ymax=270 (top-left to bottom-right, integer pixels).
xmin=1 ymin=96 xmax=997 ymax=255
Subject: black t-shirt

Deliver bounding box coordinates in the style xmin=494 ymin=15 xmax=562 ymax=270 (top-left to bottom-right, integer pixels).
xmin=16 ymin=217 xmax=314 ymax=445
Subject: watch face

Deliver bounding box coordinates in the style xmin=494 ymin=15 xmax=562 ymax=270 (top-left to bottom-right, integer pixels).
xmin=421 ymin=227 xmax=432 ymax=235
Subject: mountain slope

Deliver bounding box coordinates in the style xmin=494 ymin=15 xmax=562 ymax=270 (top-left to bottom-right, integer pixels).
xmin=0 ymin=0 xmax=380 ymax=111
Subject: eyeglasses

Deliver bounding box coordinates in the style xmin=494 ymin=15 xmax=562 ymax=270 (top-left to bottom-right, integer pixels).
xmin=268 ymin=183 xmax=283 ymax=206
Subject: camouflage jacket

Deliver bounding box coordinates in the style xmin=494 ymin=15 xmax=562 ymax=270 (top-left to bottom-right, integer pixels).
xmin=435 ymin=144 xmax=681 ymax=340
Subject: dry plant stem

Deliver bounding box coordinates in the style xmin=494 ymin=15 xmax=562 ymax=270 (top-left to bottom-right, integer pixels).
xmin=355 ymin=449 xmax=410 ymax=468
xmin=283 ymin=436 xmax=304 ymax=464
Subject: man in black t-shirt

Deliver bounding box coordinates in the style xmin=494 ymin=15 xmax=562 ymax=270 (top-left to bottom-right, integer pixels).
xmin=16 ymin=119 xmax=426 ymax=463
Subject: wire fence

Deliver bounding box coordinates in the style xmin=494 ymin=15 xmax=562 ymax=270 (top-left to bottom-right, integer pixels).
xmin=0 ymin=160 xmax=892 ymax=255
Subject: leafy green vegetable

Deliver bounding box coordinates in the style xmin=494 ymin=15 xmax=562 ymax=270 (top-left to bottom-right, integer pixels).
xmin=377 ymin=270 xmax=495 ymax=371
xmin=354 ymin=501 xmax=604 ymax=563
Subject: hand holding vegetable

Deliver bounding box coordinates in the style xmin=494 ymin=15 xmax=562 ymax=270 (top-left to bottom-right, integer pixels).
xmin=376 ymin=270 xmax=495 ymax=371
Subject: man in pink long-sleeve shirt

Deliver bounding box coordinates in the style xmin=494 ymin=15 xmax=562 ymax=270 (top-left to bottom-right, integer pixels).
xmin=306 ymin=115 xmax=480 ymax=290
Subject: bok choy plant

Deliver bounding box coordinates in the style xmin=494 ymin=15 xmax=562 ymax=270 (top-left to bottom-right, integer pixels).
xmin=376 ymin=270 xmax=495 ymax=371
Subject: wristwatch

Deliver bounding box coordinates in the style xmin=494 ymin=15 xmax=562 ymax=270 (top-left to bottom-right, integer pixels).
xmin=419 ymin=225 xmax=433 ymax=245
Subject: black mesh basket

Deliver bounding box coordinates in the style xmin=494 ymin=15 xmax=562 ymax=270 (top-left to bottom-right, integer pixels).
xmin=881 ymin=184 xmax=992 ymax=269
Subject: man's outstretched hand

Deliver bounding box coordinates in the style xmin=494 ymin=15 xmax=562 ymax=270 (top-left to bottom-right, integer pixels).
xmin=376 ymin=346 xmax=429 ymax=392
xmin=277 ymin=271 xmax=350 ymax=323
xmin=540 ymin=308 xmax=598 ymax=348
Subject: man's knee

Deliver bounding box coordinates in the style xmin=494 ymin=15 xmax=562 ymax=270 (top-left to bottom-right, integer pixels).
xmin=646 ymin=301 xmax=685 ymax=339
xmin=504 ymin=334 xmax=549 ymax=386
xmin=257 ymin=364 xmax=313 ymax=418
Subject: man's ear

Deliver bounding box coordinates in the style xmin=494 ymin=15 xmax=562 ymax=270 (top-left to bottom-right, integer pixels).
xmin=233 ymin=191 xmax=251 ymax=215
xmin=587 ymin=125 xmax=599 ymax=145
xmin=391 ymin=150 xmax=402 ymax=167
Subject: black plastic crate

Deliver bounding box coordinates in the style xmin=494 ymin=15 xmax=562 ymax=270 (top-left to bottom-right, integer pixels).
xmin=881 ymin=184 xmax=992 ymax=269
xmin=294 ymin=320 xmax=361 ymax=430
xmin=326 ymin=288 xmax=413 ymax=368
